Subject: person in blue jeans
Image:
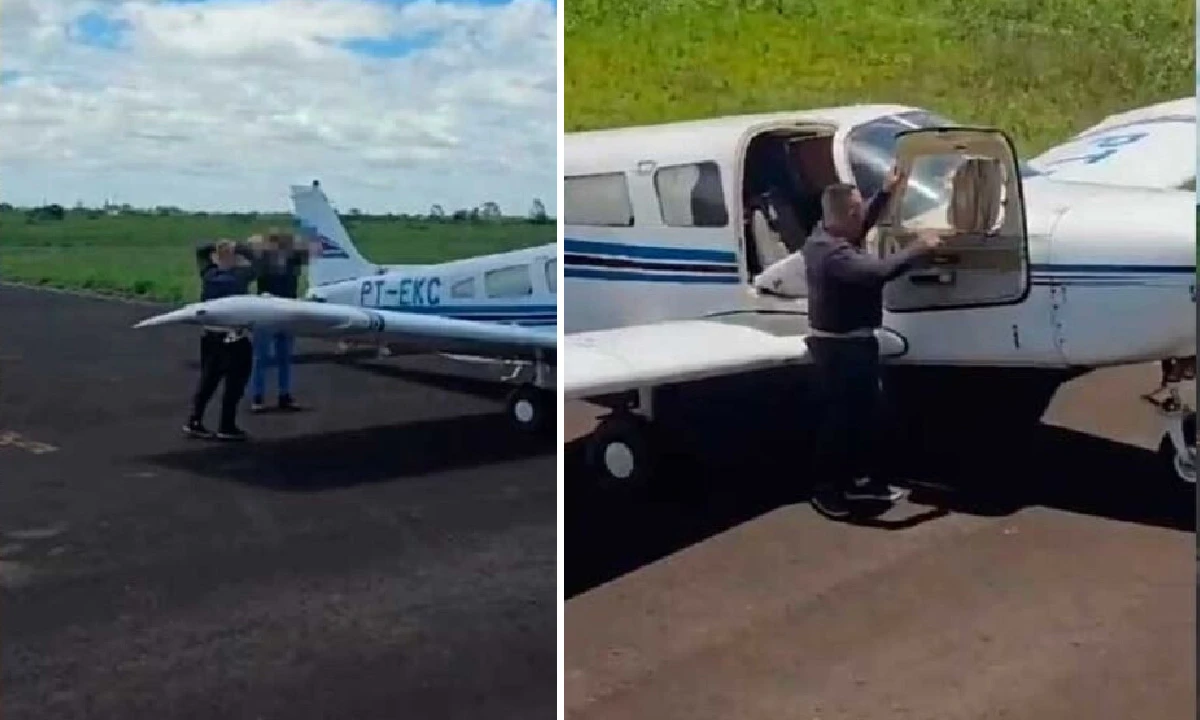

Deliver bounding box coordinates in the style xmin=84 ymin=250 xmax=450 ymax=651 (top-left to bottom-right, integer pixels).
xmin=249 ymin=230 xmax=310 ymax=412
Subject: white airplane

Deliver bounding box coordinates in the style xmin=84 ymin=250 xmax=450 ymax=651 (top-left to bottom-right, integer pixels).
xmin=135 ymin=181 xmax=558 ymax=432
xmin=564 ymin=97 xmax=1197 ymax=486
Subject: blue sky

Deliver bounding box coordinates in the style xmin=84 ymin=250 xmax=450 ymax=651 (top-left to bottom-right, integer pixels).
xmin=1 ymin=0 xmax=557 ymax=215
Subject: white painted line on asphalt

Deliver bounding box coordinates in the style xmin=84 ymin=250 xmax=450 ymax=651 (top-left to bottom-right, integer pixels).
xmin=0 ymin=430 xmax=59 ymax=455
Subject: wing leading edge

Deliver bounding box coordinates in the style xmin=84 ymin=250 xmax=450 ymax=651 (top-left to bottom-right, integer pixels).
xmin=135 ymin=295 xmax=556 ymax=361
xmin=1028 ymin=97 xmax=1196 ymax=190
xmin=563 ymin=320 xmax=906 ymax=400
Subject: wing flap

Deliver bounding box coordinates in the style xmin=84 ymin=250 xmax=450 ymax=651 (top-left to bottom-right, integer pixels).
xmin=1029 ymin=97 xmax=1195 ymax=189
xmin=564 ymin=320 xmax=905 ymax=399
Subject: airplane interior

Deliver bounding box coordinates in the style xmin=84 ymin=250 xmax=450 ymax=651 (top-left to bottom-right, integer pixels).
xmin=740 ymin=130 xmax=837 ymax=279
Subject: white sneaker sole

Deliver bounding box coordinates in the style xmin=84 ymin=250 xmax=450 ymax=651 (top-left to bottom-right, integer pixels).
xmin=845 ymin=487 xmax=909 ymax=502
xmin=810 ymin=498 xmax=851 ymax=519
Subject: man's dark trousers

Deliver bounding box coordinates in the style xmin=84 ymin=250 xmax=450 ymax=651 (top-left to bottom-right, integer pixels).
xmin=192 ymin=331 xmax=254 ymax=430
xmin=807 ymin=335 xmax=884 ymax=490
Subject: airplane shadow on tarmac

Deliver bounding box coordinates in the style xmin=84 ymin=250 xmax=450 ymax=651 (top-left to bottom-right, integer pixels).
xmin=183 ymin=345 xmax=472 ymax=370
xmin=143 ymin=365 xmax=545 ymax=491
xmin=330 ymin=361 xmax=513 ymax=403
xmin=185 ymin=347 xmax=515 ymax=402
xmin=147 ymin=411 xmax=550 ymax=491
xmin=565 ymin=368 xmax=1195 ymax=599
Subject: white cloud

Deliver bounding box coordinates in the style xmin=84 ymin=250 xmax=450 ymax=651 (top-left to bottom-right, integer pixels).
xmin=0 ymin=0 xmax=557 ymax=215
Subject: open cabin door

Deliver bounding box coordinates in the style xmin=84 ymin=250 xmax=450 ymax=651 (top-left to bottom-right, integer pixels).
xmin=876 ymin=127 xmax=1030 ymax=313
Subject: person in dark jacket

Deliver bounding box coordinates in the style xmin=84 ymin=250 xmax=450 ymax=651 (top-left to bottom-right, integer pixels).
xmin=801 ymin=169 xmax=942 ymax=519
xmin=249 ymin=229 xmax=309 ymax=412
xmin=184 ymin=238 xmax=258 ymax=441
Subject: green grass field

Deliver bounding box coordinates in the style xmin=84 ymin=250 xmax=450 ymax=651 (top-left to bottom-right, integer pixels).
xmin=566 ymin=0 xmax=1193 ymax=155
xmin=1 ymin=210 xmax=555 ymax=302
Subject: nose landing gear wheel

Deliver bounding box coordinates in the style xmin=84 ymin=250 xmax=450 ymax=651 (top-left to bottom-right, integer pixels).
xmin=506 ymin=384 xmax=550 ymax=435
xmin=586 ymin=412 xmax=652 ymax=489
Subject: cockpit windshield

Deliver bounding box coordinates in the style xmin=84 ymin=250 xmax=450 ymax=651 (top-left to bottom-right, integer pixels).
xmin=846 ymin=110 xmax=1041 ymax=222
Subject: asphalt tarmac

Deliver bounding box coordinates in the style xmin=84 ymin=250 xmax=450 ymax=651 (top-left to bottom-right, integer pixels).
xmin=565 ymin=362 xmax=1195 ymax=718
xmin=0 ymin=285 xmax=556 ymax=720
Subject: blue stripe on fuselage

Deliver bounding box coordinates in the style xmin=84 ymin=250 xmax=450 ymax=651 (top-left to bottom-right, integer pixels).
xmin=564 ymin=238 xmax=1195 ymax=285
xmin=1029 ymin=263 xmax=1196 ymax=274
xmin=365 ymin=303 xmax=557 ymax=314
xmin=365 ymin=305 xmax=557 ymax=327
xmin=565 ymin=268 xmax=741 ymax=284
xmin=565 ymin=238 xmax=738 ymax=264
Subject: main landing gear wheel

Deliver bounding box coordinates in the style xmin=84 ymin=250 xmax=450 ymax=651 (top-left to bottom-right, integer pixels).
xmin=506 ymin=384 xmax=550 ymax=435
xmin=1158 ymin=410 xmax=1196 ymax=485
xmin=586 ymin=412 xmax=652 ymax=489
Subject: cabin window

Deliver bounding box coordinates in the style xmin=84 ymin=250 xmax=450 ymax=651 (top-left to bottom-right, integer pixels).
xmin=654 ymin=161 xmax=729 ymax=228
xmin=544 ymin=258 xmax=557 ymax=293
xmin=450 ymin=277 xmax=476 ymax=299
xmin=564 ymin=172 xmax=634 ymax=227
xmin=485 ymin=264 xmax=533 ymax=298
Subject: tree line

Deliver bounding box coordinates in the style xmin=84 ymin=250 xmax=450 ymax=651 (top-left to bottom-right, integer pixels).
xmin=1 ymin=199 xmax=553 ymax=225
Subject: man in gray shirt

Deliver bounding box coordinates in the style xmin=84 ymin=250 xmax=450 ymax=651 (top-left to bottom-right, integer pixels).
xmin=801 ymin=170 xmax=941 ymax=519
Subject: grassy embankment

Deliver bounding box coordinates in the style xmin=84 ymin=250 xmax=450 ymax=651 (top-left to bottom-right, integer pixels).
xmin=566 ymin=0 xmax=1193 ymax=156
xmin=1 ymin=210 xmax=555 ymax=303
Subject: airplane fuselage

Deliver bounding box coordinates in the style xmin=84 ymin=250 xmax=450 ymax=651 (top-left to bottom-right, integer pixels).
xmin=307 ymin=242 xmax=558 ymax=333
xmin=563 ymin=105 xmax=1196 ymax=373
xmin=565 ymin=180 xmax=1195 ymax=371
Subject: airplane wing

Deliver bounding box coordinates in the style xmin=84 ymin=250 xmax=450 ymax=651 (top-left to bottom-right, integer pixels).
xmin=563 ymin=320 xmax=905 ymax=399
xmin=134 ymin=295 xmax=556 ymax=361
xmin=1027 ymin=97 xmax=1195 ymax=190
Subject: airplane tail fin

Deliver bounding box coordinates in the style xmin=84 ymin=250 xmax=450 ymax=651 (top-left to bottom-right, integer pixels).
xmin=290 ymin=181 xmax=376 ymax=288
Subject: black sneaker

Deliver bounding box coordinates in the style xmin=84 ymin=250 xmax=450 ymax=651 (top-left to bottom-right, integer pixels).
xmin=810 ymin=483 xmax=851 ymax=519
xmin=216 ymin=427 xmax=249 ymax=441
xmin=183 ymin=420 xmax=214 ymax=439
xmin=250 ymin=397 xmax=268 ymax=413
xmin=278 ymin=395 xmax=302 ymax=412
xmin=845 ymin=477 xmax=909 ymax=503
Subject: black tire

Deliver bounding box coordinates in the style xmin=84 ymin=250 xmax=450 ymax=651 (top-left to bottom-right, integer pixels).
xmin=585 ymin=412 xmax=653 ymax=490
xmin=506 ymin=384 xmax=550 ymax=435
xmin=1157 ymin=411 xmax=1196 ymax=486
